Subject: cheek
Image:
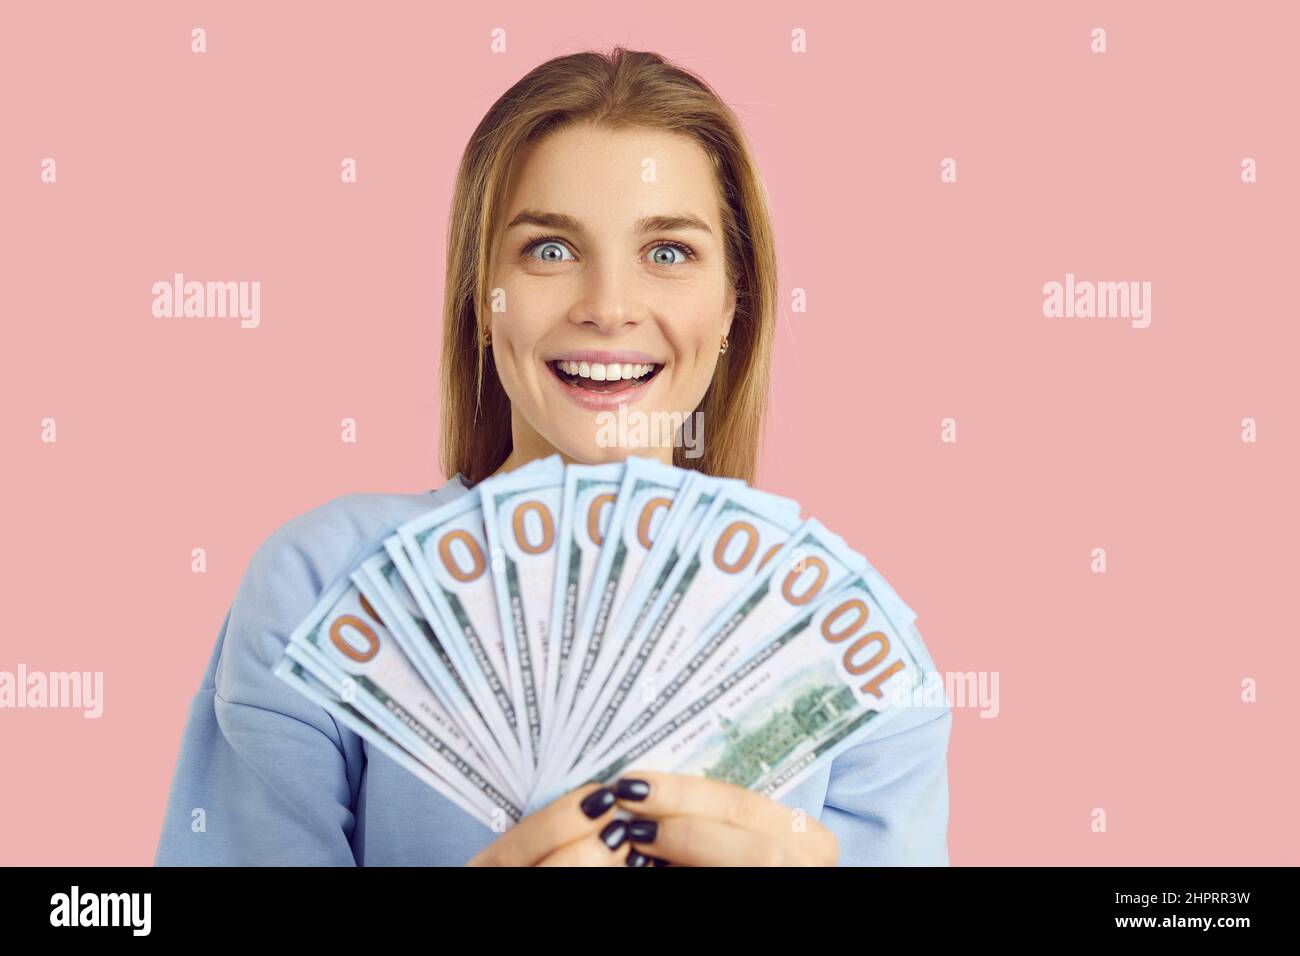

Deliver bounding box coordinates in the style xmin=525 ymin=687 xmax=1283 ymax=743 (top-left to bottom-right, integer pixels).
xmin=665 ymin=316 xmax=719 ymax=375
xmin=495 ymin=294 xmax=547 ymax=366
xmin=667 ymin=287 xmax=726 ymax=348
xmin=662 ymin=332 xmax=720 ymax=410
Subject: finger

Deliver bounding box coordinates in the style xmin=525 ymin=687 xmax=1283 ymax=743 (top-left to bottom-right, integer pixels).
xmin=628 ymin=815 xmax=798 ymax=867
xmin=534 ymin=818 xmax=634 ymax=867
xmin=622 ymin=846 xmax=671 ymax=867
xmin=612 ymin=771 xmax=794 ymax=839
xmin=468 ymin=783 xmax=619 ymax=867
xmin=623 ymin=847 xmax=652 ymax=867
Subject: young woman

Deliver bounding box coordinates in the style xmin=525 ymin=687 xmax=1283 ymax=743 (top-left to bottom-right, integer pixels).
xmin=155 ymin=47 xmax=951 ymax=867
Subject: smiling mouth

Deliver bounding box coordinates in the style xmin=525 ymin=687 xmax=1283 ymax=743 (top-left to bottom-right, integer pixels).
xmin=547 ymin=359 xmax=664 ymax=394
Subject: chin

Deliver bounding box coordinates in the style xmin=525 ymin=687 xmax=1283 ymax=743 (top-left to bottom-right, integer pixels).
xmin=553 ymin=440 xmax=640 ymax=466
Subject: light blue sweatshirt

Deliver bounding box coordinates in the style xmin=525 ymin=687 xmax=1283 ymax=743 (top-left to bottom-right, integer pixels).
xmin=154 ymin=475 xmax=952 ymax=866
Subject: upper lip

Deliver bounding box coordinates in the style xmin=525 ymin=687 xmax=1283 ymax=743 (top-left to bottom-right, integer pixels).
xmin=546 ymin=349 xmax=664 ymax=365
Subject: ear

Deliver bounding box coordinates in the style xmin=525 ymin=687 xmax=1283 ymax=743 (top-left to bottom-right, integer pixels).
xmin=721 ymin=285 xmax=737 ymax=341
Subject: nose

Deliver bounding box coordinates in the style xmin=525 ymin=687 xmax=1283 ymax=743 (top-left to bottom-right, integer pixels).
xmin=568 ymin=259 xmax=646 ymax=335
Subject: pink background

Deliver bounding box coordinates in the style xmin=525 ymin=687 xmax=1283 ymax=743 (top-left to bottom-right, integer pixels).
xmin=3 ymin=1 xmax=1296 ymax=865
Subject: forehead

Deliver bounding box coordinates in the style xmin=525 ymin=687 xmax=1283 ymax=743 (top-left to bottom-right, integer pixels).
xmin=499 ymin=123 xmax=723 ymax=235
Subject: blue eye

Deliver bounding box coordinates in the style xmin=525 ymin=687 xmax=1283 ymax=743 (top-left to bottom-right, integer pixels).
xmin=524 ymin=238 xmax=574 ymax=262
xmin=520 ymin=235 xmax=696 ymax=265
xmin=648 ymin=242 xmax=692 ymax=266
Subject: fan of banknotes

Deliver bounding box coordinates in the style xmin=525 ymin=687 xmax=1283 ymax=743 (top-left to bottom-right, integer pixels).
xmin=272 ymin=454 xmax=932 ymax=829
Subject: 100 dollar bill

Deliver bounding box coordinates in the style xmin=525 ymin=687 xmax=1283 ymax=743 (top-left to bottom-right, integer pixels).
xmin=480 ymin=455 xmax=565 ymax=778
xmin=535 ymin=458 xmax=691 ymax=798
xmin=272 ymin=657 xmax=513 ymax=830
xmin=562 ymin=569 xmax=929 ymax=804
xmin=282 ymin=574 xmax=524 ymax=824
xmin=557 ymin=483 xmax=803 ymax=776
xmin=544 ymin=519 xmax=869 ymax=802
xmin=354 ymin=547 xmax=523 ymax=799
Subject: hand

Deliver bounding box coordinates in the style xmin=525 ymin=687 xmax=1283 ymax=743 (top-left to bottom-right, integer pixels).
xmin=466 ymin=782 xmax=638 ymax=866
xmin=611 ymin=770 xmax=839 ymax=867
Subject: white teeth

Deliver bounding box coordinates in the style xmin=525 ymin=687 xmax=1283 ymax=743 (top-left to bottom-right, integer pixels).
xmin=556 ymin=360 xmax=657 ymax=381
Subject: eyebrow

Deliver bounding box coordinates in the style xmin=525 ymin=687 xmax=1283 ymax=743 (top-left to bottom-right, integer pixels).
xmin=504 ymin=209 xmax=714 ymax=236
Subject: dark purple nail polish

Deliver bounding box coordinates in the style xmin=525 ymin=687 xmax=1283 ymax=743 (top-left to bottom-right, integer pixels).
xmin=626 ymin=849 xmax=651 ymax=867
xmin=627 ymin=819 xmax=658 ymax=843
xmin=600 ymin=819 xmax=630 ymax=850
xmin=614 ymin=778 xmax=651 ymax=801
xmin=580 ymin=787 xmax=615 ymax=819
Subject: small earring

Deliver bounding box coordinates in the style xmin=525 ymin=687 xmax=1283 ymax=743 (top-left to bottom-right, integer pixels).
xmin=719 ymin=334 xmax=729 ymax=355
xmin=483 ymin=328 xmax=492 ymax=347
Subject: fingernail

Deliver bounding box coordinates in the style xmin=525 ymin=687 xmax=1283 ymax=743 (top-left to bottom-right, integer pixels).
xmin=627 ymin=819 xmax=658 ymax=843
xmin=626 ymin=849 xmax=651 ymax=867
xmin=651 ymin=857 xmax=669 ymax=867
xmin=614 ymin=778 xmax=651 ymax=801
xmin=600 ymin=819 xmax=629 ymax=850
xmin=580 ymin=787 xmax=616 ymax=819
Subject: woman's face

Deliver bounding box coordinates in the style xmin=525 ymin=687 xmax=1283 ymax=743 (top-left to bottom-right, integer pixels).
xmin=486 ymin=123 xmax=735 ymax=467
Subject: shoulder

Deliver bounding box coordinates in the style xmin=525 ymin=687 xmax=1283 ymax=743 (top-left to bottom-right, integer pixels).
xmin=255 ymin=486 xmax=461 ymax=579
xmin=213 ymin=479 xmax=470 ymax=699
xmin=249 ymin=485 xmax=464 ymax=606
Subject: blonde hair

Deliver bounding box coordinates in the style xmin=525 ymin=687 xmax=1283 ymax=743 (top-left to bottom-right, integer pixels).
xmin=439 ymin=46 xmax=777 ymax=486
